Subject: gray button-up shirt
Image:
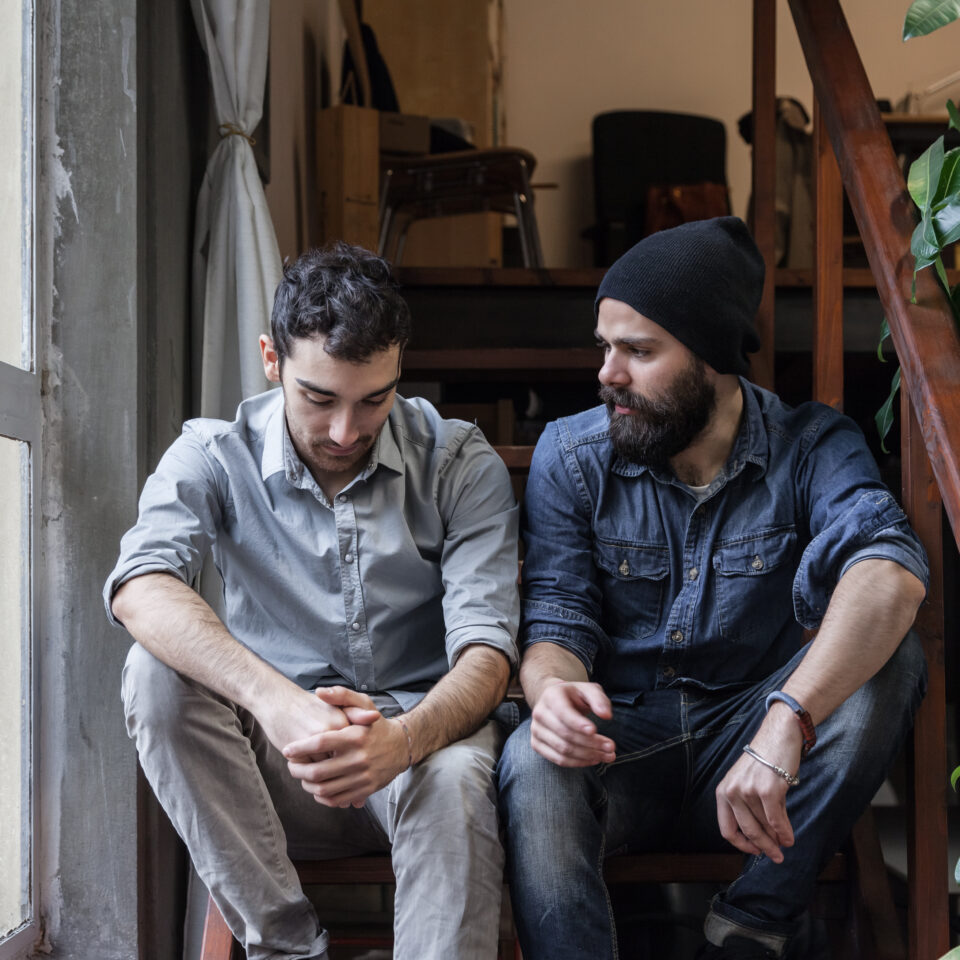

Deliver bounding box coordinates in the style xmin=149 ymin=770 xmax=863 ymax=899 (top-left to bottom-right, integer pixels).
xmin=104 ymin=389 xmax=520 ymax=710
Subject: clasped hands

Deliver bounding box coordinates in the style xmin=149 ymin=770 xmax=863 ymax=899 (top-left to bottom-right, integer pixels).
xmin=531 ymin=679 xmax=801 ymax=864
xmin=275 ymin=686 xmax=412 ymax=810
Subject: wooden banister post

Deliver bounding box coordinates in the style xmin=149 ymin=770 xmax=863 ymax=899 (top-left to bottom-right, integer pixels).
xmin=902 ymin=393 xmax=949 ymax=960
xmin=751 ymin=0 xmax=776 ymax=391
xmin=812 ymin=98 xmax=844 ymax=410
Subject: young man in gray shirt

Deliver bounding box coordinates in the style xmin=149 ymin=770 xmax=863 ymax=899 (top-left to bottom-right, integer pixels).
xmin=105 ymin=243 xmax=519 ymax=960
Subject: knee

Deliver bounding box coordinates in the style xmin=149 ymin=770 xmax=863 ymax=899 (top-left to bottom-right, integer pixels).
xmin=497 ymin=722 xmax=594 ymax=825
xmin=121 ymin=643 xmax=200 ymax=742
xmin=819 ymin=630 xmax=927 ymax=761
xmin=862 ymin=628 xmax=927 ymax=720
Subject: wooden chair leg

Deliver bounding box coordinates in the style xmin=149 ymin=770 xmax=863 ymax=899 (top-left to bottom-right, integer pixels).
xmin=200 ymin=893 xmax=239 ymax=960
xmin=848 ymin=807 xmax=906 ymax=960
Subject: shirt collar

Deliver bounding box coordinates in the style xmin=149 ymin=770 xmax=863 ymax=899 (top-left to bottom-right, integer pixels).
xmin=260 ymin=394 xmax=407 ymax=487
xmin=260 ymin=392 xmax=289 ymax=482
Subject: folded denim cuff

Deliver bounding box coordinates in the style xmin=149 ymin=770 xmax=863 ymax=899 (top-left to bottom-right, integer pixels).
xmin=705 ymin=893 xmax=797 ymax=957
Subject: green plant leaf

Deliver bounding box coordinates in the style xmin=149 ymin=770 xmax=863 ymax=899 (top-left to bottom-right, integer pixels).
xmin=936 ymin=252 xmax=953 ymax=293
xmin=908 ymin=136 xmax=946 ymax=212
xmin=950 ymin=764 xmax=960 ymax=792
xmin=878 ymin=317 xmax=891 ymax=362
xmin=934 ymin=148 xmax=960 ymax=202
xmin=875 ymin=366 xmax=902 ymax=454
xmin=949 ymin=99 xmax=960 ymax=131
xmin=903 ymin=0 xmax=960 ymax=39
xmin=911 ymin=218 xmax=941 ymax=266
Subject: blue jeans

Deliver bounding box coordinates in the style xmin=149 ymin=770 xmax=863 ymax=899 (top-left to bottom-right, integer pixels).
xmin=497 ymin=633 xmax=926 ymax=959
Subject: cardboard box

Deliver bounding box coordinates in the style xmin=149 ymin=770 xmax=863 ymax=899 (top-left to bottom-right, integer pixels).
xmin=379 ymin=112 xmax=430 ymax=155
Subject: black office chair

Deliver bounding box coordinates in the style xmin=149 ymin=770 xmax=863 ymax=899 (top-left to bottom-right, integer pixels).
xmin=587 ymin=110 xmax=729 ymax=266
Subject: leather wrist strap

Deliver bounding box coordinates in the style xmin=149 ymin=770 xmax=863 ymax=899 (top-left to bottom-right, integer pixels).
xmin=765 ymin=690 xmax=816 ymax=757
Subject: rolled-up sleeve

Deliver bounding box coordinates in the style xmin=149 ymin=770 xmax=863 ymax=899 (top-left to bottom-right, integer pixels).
xmin=792 ymin=412 xmax=928 ymax=627
xmin=103 ymin=425 xmax=225 ymax=626
xmin=437 ymin=428 xmax=520 ymax=669
xmin=519 ymin=423 xmax=608 ymax=673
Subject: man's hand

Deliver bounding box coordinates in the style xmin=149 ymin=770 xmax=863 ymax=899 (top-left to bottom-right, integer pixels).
xmin=529 ymin=679 xmax=617 ymax=767
xmin=257 ymin=685 xmax=381 ymax=757
xmin=715 ymin=704 xmax=801 ymax=863
xmin=283 ymin=708 xmax=410 ymax=809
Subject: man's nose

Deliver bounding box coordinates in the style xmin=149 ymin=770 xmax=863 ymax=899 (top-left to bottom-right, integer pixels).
xmin=328 ymin=409 xmax=360 ymax=447
xmin=598 ymin=351 xmax=629 ymax=387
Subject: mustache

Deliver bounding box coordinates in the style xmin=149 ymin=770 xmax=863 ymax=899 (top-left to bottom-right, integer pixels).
xmin=599 ymin=384 xmax=645 ymax=412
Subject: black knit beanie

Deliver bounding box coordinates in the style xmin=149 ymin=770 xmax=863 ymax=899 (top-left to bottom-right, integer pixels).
xmin=594 ymin=216 xmax=764 ymax=376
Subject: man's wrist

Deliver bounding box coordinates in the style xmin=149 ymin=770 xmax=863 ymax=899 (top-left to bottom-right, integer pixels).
xmin=393 ymin=715 xmax=414 ymax=770
xmin=765 ymin=690 xmax=817 ymax=757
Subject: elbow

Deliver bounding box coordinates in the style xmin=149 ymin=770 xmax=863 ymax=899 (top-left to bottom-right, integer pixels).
xmin=901 ymin=568 xmax=928 ymax=619
xmin=879 ymin=561 xmax=927 ymax=625
xmin=110 ymin=581 xmax=134 ymax=626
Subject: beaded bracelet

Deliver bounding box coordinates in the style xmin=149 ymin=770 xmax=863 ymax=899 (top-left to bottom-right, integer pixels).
xmin=765 ymin=690 xmax=816 ymax=757
xmin=396 ymin=716 xmax=414 ymax=770
xmin=742 ymin=744 xmax=800 ymax=786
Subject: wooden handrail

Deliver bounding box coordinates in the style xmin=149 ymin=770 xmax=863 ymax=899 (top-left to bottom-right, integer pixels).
xmin=788 ymin=0 xmax=960 ymax=549
xmin=785 ymin=3 xmax=955 ymax=958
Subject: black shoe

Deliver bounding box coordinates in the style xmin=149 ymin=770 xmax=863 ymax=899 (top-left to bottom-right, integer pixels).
xmin=695 ymin=935 xmax=779 ymax=959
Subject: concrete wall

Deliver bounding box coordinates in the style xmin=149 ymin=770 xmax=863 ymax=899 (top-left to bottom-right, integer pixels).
xmin=35 ymin=0 xmax=140 ymax=956
xmin=502 ymin=0 xmax=960 ymax=267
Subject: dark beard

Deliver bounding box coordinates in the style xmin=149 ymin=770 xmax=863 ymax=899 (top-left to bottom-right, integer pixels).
xmin=600 ymin=356 xmax=717 ymax=467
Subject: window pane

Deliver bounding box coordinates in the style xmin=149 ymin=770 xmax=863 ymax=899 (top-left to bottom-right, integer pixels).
xmin=0 ymin=0 xmax=25 ymax=369
xmin=0 ymin=436 xmax=28 ymax=938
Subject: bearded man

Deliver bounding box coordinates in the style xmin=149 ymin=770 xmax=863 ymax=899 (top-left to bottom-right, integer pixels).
xmin=497 ymin=217 xmax=928 ymax=959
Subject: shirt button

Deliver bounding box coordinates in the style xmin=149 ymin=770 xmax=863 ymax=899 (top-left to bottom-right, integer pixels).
xmin=344 ymin=553 xmax=353 ymax=563
xmin=670 ymin=629 xmax=684 ymax=643
xmin=351 ymin=621 xmax=360 ymax=631
xmin=360 ymin=683 xmax=368 ymax=691
xmin=338 ymin=494 xmax=349 ymax=503
xmin=751 ymin=555 xmax=764 ymax=571
xmin=688 ymin=567 xmax=698 ymax=580
xmin=663 ymin=666 xmax=676 ymax=678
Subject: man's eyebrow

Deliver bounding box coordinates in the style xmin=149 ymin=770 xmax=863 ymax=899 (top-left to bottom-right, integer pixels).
xmin=592 ymin=329 xmax=658 ymax=348
xmin=294 ymin=376 xmax=400 ymax=399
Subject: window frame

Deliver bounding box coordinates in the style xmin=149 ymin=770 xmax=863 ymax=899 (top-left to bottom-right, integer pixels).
xmin=0 ymin=0 xmax=39 ymax=955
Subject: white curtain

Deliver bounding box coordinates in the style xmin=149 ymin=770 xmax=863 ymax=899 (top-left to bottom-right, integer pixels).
xmin=191 ymin=0 xmax=281 ymax=420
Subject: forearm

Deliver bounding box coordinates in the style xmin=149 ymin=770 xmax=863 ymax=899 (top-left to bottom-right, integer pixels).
xmin=402 ymin=644 xmax=511 ymax=763
xmin=519 ymin=641 xmax=590 ymax=708
xmin=111 ymin=571 xmax=297 ymax=714
xmin=777 ymin=557 xmax=925 ymax=724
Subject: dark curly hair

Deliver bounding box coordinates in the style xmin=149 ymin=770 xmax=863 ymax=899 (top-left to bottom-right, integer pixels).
xmin=270 ymin=242 xmax=411 ymax=365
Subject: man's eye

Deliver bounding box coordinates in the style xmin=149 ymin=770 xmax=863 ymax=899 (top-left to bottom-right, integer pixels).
xmin=305 ymin=395 xmax=332 ymax=406
xmin=364 ymin=395 xmax=389 ymax=407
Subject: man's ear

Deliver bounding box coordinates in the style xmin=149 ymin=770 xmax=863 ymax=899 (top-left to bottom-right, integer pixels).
xmin=260 ymin=334 xmax=281 ymax=383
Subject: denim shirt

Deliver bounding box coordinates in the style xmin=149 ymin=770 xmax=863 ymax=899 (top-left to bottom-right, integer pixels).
xmin=104 ymin=390 xmax=520 ymax=711
xmin=520 ymin=380 xmax=928 ymax=698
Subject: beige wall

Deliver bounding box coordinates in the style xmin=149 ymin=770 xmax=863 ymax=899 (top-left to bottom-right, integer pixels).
xmin=502 ymin=0 xmax=960 ymax=267
xmin=266 ymin=0 xmax=345 ymax=261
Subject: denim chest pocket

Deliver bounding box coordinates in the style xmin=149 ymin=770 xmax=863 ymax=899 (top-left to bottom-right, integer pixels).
xmin=594 ymin=540 xmax=669 ymax=641
xmin=713 ymin=527 xmax=798 ymax=647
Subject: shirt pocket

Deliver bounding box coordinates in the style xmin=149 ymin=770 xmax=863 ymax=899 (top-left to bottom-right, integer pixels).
xmin=594 ymin=539 xmax=669 ymax=641
xmin=713 ymin=526 xmax=798 ymax=648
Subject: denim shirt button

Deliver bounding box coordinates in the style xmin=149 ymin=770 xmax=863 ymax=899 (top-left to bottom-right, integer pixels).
xmin=351 ymin=621 xmax=360 ymax=631
xmin=751 ymin=555 xmax=764 ymax=571
xmin=688 ymin=567 xmax=698 ymax=580
xmin=618 ymin=559 xmax=630 ymax=576
xmin=662 ymin=666 xmax=676 ymax=678
xmin=344 ymin=553 xmax=354 ymax=563
xmin=670 ymin=629 xmax=684 ymax=643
